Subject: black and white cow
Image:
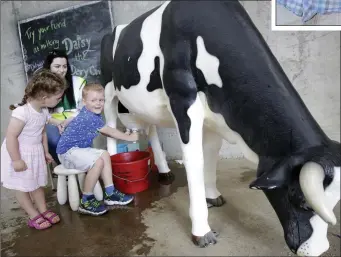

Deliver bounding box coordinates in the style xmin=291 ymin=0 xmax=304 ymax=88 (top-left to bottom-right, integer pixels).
xmin=100 ymin=1 xmax=340 ymax=256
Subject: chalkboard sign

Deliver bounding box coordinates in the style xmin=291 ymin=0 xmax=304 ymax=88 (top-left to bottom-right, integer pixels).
xmin=18 ymin=1 xmax=114 ymax=83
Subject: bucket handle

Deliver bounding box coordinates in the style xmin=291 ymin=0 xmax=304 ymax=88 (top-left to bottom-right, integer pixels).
xmin=112 ymin=169 xmax=151 ymax=183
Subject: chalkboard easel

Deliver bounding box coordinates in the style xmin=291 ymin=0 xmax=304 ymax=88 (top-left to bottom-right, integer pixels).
xmin=18 ymin=1 xmax=114 ymax=83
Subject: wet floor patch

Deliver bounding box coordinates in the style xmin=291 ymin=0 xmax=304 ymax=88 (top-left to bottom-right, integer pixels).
xmin=239 ymin=169 xmax=256 ymax=183
xmin=1 ymin=159 xmax=339 ymax=256
xmin=1 ymin=162 xmax=187 ymax=256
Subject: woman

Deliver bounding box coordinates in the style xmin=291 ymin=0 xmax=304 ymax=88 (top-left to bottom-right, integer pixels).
xmin=42 ymin=50 xmax=86 ymax=164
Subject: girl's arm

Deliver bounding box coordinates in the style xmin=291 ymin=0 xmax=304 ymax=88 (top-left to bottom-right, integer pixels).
xmin=6 ymin=117 xmax=28 ymax=171
xmin=48 ymin=117 xmax=63 ymax=126
xmin=42 ymin=126 xmax=49 ymax=154
xmin=42 ymin=126 xmax=54 ymax=163
xmin=60 ymin=116 xmax=75 ymax=127
xmin=6 ymin=117 xmax=25 ymax=161
xmin=48 ymin=116 xmax=76 ymax=126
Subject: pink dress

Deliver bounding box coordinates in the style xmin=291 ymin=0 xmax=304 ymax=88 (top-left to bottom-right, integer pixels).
xmin=1 ymin=103 xmax=50 ymax=192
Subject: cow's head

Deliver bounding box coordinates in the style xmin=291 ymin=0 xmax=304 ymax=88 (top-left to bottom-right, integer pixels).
xmin=249 ymin=141 xmax=340 ymax=256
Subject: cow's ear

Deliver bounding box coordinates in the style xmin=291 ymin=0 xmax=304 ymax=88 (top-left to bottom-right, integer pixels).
xmin=249 ymin=155 xmax=306 ymax=190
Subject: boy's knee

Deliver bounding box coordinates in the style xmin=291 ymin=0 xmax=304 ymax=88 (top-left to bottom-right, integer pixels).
xmin=101 ymin=150 xmax=111 ymax=160
xmin=95 ymin=157 xmax=104 ymax=169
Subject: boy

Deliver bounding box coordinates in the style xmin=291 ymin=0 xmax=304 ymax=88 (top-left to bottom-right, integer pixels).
xmin=56 ymin=83 xmax=139 ymax=216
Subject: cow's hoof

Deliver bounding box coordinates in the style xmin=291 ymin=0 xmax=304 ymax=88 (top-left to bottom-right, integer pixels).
xmin=192 ymin=231 xmax=219 ymax=248
xmin=158 ymin=171 xmax=175 ymax=185
xmin=206 ymin=196 xmax=226 ymax=208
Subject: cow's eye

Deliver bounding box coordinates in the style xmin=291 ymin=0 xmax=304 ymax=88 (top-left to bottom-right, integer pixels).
xmin=288 ymin=184 xmax=306 ymax=209
xmin=300 ymin=199 xmax=313 ymax=211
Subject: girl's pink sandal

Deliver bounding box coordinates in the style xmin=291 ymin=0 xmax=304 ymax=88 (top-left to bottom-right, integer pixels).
xmin=28 ymin=214 xmax=52 ymax=230
xmin=41 ymin=210 xmax=60 ymax=225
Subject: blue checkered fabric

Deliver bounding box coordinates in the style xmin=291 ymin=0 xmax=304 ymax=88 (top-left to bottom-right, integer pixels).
xmin=277 ymin=0 xmax=341 ymax=22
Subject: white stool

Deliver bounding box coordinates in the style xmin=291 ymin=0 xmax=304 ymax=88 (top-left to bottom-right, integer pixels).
xmin=53 ymin=165 xmax=103 ymax=211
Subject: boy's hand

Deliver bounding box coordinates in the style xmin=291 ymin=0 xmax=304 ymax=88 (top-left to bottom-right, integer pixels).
xmin=45 ymin=153 xmax=54 ymax=164
xmin=129 ymin=131 xmax=139 ymax=142
xmin=99 ymin=126 xmax=139 ymax=142
xmin=12 ymin=160 xmax=27 ymax=172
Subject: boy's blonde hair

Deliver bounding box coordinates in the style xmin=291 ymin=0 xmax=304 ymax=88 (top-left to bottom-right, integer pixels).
xmin=82 ymin=83 xmax=104 ymax=99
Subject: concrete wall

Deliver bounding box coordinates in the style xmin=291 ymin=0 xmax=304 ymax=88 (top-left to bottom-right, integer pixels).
xmin=1 ymin=1 xmax=340 ymax=160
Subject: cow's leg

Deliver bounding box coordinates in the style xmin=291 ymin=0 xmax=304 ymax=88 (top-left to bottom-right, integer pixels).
xmin=104 ymin=83 xmax=118 ymax=155
xmin=163 ymin=71 xmax=217 ymax=247
xmin=203 ymin=129 xmax=225 ymax=208
xmin=148 ymin=125 xmax=175 ymax=184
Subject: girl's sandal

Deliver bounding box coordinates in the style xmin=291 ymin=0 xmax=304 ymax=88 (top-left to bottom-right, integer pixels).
xmin=41 ymin=210 xmax=60 ymax=225
xmin=28 ymin=214 xmax=52 ymax=230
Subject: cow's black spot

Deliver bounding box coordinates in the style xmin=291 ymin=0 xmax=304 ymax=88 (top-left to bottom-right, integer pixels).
xmin=100 ymin=27 xmax=116 ymax=87
xmin=118 ymin=101 xmax=129 ymax=113
xmin=146 ymin=57 xmax=163 ymax=92
xmin=112 ymin=6 xmax=161 ymax=92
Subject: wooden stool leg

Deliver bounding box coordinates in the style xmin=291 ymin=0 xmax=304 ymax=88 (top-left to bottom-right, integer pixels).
xmin=68 ymin=175 xmax=80 ymax=211
xmin=57 ymin=175 xmax=67 ymax=205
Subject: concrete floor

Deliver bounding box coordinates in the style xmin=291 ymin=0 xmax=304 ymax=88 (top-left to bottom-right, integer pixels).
xmin=1 ymin=159 xmax=340 ymax=256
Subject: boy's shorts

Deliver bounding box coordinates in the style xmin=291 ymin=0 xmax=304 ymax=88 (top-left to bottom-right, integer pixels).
xmin=58 ymin=147 xmax=106 ymax=171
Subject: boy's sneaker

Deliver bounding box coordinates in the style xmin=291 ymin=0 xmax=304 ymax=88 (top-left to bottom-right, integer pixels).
xmin=78 ymin=196 xmax=107 ymax=216
xmin=104 ymin=189 xmax=134 ymax=206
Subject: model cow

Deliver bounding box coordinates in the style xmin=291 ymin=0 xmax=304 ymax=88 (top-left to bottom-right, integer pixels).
xmin=100 ymin=1 xmax=340 ymax=256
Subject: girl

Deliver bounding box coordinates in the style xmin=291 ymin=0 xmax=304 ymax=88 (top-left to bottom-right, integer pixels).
xmin=42 ymin=50 xmax=87 ymax=165
xmin=1 ymin=69 xmax=68 ymax=230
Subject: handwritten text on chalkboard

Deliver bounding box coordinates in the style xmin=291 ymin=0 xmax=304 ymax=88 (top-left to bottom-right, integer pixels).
xmin=18 ymin=1 xmax=114 ymax=83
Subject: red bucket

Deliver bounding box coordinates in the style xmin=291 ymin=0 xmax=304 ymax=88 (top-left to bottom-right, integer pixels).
xmin=110 ymin=151 xmax=151 ymax=194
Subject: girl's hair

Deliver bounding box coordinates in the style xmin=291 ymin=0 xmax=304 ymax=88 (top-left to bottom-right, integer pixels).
xmin=82 ymin=83 xmax=104 ymax=99
xmin=9 ymin=69 xmax=68 ymax=110
xmin=42 ymin=49 xmax=75 ymax=107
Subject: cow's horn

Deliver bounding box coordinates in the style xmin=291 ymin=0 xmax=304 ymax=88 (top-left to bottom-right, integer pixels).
xmin=299 ymin=162 xmax=337 ymax=225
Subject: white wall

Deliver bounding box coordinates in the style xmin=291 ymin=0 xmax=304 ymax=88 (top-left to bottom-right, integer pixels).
xmin=1 ymin=1 xmax=339 ymax=160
